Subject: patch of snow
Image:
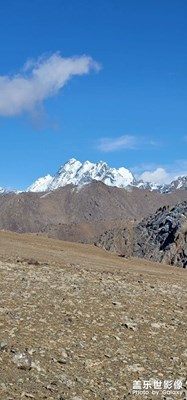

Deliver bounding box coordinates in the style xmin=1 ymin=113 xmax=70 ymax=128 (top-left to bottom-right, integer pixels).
xmin=27 ymin=174 xmax=53 ymax=192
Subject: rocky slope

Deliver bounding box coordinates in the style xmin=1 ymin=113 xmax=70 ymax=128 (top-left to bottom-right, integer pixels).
xmin=134 ymin=201 xmax=187 ymax=268
xmin=0 ymin=231 xmax=186 ymax=399
xmin=96 ymin=201 xmax=187 ymax=268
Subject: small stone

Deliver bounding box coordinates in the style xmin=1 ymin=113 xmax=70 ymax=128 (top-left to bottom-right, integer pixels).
xmin=84 ymin=359 xmax=93 ymax=368
xmin=57 ymin=349 xmax=68 ymax=364
xmin=58 ymin=395 xmax=65 ymax=400
xmin=76 ymin=341 xmax=84 ymax=348
xmin=104 ymin=353 xmax=112 ymax=358
xmin=31 ymin=360 xmax=44 ymax=372
xmin=116 ymin=347 xmax=126 ymax=356
xmin=182 ymin=349 xmax=187 ymax=357
xmin=112 ymin=301 xmax=122 ymax=307
xmin=59 ymin=374 xmax=74 ymax=388
xmin=0 ymin=340 xmax=8 ymax=350
xmin=151 ymin=322 xmax=162 ymax=329
xmin=122 ymin=321 xmax=137 ymax=331
xmin=12 ymin=352 xmax=32 ymax=370
xmin=114 ymin=335 xmax=121 ymax=341
xmin=61 ymin=350 xmax=68 ymax=358
xmin=127 ymin=364 xmax=145 ymax=372
xmin=71 ymin=397 xmax=83 ymax=400
xmin=58 ymin=359 xmax=67 ymax=364
xmin=46 ymin=383 xmax=58 ymax=392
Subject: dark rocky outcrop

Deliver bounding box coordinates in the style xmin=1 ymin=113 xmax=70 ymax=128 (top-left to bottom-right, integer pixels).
xmin=96 ymin=201 xmax=187 ymax=268
xmin=134 ymin=201 xmax=187 ymax=268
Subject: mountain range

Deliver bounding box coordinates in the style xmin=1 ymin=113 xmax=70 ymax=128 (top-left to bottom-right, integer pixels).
xmin=27 ymin=158 xmax=135 ymax=192
xmin=27 ymin=158 xmax=187 ymax=193
xmin=1 ymin=158 xmax=187 ymax=194
xmin=0 ymin=158 xmax=187 ymax=268
xmin=0 ymin=187 xmax=13 ymax=194
xmin=0 ymin=180 xmax=187 ymax=253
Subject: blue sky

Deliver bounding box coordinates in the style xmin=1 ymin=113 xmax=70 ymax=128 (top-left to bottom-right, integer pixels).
xmin=0 ymin=0 xmax=187 ymax=189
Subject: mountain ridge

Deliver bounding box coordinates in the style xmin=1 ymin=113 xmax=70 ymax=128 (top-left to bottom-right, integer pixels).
xmin=1 ymin=159 xmax=187 ymax=194
xmin=27 ymin=158 xmax=187 ymax=194
xmin=27 ymin=158 xmax=135 ymax=192
xmin=0 ymin=182 xmax=187 ymax=241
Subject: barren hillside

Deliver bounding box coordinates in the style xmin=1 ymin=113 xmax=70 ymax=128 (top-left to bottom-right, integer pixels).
xmin=0 ymin=231 xmax=186 ymax=399
xmin=0 ymin=183 xmax=187 ymax=244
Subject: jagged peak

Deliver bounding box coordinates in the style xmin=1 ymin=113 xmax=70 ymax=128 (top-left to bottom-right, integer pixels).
xmin=27 ymin=158 xmax=135 ymax=192
xmin=24 ymin=158 xmax=187 ymax=194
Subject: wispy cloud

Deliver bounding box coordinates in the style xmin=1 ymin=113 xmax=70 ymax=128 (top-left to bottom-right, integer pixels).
xmin=0 ymin=52 xmax=101 ymax=117
xmin=97 ymin=135 xmax=138 ymax=152
xmin=97 ymin=134 xmax=159 ymax=152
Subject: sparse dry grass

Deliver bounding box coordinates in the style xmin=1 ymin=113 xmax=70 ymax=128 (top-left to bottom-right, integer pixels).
xmin=0 ymin=231 xmax=186 ymax=399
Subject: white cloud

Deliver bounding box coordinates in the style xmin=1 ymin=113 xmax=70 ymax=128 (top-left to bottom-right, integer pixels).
xmin=0 ymin=52 xmax=101 ymax=116
xmin=139 ymin=168 xmax=172 ymax=184
xmin=137 ymin=160 xmax=187 ymax=184
xmin=97 ymin=135 xmax=137 ymax=152
xmin=131 ymin=163 xmax=157 ymax=175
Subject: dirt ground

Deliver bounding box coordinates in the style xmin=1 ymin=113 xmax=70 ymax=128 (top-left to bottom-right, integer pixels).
xmin=0 ymin=231 xmax=186 ymax=399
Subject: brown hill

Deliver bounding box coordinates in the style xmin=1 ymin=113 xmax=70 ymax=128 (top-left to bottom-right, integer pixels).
xmin=0 ymin=182 xmax=187 ymax=244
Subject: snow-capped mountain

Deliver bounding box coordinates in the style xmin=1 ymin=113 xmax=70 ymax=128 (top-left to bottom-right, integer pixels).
xmin=1 ymin=158 xmax=187 ymax=194
xmin=0 ymin=187 xmax=14 ymax=195
xmin=166 ymin=176 xmax=187 ymax=192
xmin=27 ymin=158 xmax=136 ymax=192
xmin=133 ymin=175 xmax=187 ymax=193
xmin=2 ymin=159 xmax=187 ymax=194
xmin=134 ymin=180 xmax=169 ymax=193
xmin=27 ymin=158 xmax=187 ymax=193
xmin=0 ymin=187 xmax=6 ymax=194
xmin=27 ymin=175 xmax=53 ymax=193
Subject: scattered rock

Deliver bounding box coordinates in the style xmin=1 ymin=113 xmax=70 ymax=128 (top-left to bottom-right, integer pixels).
xmin=0 ymin=232 xmax=186 ymax=399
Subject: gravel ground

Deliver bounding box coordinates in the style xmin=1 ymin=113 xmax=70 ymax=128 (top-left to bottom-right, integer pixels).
xmin=0 ymin=231 xmax=186 ymax=399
